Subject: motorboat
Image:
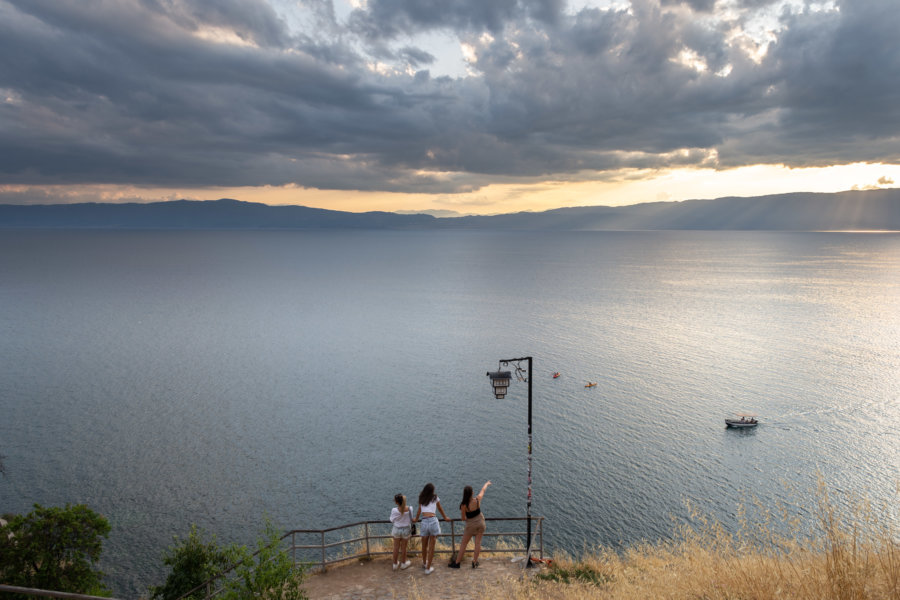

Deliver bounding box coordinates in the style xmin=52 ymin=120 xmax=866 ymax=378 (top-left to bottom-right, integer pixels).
xmin=725 ymin=414 xmax=758 ymax=428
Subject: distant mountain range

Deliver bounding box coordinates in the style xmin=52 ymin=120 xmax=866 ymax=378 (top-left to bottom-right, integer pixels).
xmin=2 ymin=189 xmax=899 ymax=231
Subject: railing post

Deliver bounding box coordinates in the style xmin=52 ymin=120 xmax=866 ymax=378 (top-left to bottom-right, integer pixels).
xmin=365 ymin=522 xmax=370 ymax=558
xmin=539 ymin=518 xmax=544 ymax=560
xmin=321 ymin=531 xmax=326 ymax=571
xmin=291 ymin=531 xmax=296 ymax=565
xmin=451 ymin=520 xmax=456 ymax=557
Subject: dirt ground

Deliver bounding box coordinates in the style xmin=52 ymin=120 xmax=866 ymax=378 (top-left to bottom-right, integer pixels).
xmin=302 ymin=555 xmax=542 ymax=599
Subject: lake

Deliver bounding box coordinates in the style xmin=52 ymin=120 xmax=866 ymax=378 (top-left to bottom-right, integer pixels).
xmin=1 ymin=229 xmax=898 ymax=596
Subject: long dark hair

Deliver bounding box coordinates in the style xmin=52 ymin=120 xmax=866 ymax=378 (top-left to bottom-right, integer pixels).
xmin=419 ymin=482 xmax=436 ymax=506
xmin=459 ymin=485 xmax=473 ymax=510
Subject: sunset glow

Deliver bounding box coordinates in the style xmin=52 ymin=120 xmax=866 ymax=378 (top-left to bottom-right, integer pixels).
xmin=1 ymin=0 xmax=897 ymax=215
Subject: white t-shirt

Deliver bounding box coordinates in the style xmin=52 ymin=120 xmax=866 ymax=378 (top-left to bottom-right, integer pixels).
xmin=390 ymin=506 xmax=412 ymax=527
xmin=419 ymin=497 xmax=440 ymax=515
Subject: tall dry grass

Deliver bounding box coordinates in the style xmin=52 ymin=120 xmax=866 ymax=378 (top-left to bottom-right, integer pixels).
xmin=456 ymin=480 xmax=899 ymax=600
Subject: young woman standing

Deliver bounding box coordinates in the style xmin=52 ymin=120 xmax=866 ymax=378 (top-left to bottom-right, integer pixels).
xmin=415 ymin=482 xmax=450 ymax=574
xmin=448 ymin=481 xmax=491 ymax=568
xmin=389 ymin=493 xmax=414 ymax=571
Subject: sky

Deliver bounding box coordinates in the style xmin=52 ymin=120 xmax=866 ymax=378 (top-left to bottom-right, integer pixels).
xmin=1 ymin=0 xmax=899 ymax=215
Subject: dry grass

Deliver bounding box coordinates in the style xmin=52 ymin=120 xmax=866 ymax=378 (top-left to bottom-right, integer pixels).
xmin=450 ymin=481 xmax=899 ymax=600
xmin=293 ymin=482 xmax=898 ymax=599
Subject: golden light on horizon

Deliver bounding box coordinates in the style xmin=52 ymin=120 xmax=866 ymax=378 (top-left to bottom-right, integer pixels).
xmin=4 ymin=162 xmax=899 ymax=216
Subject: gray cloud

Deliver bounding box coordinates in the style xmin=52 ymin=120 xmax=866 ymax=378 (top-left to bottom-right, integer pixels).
xmin=347 ymin=0 xmax=566 ymax=39
xmin=660 ymin=0 xmax=717 ymax=13
xmin=147 ymin=0 xmax=292 ymax=47
xmin=0 ymin=0 xmax=898 ymax=197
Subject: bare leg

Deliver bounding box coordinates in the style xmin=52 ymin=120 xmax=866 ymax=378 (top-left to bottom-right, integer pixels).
xmin=421 ymin=536 xmax=428 ymax=567
xmin=472 ymin=531 xmax=484 ymax=565
xmin=400 ymin=537 xmax=409 ymax=563
xmin=428 ymin=536 xmax=438 ymax=568
xmin=392 ymin=537 xmax=400 ymax=566
xmin=455 ymin=531 xmax=472 ymax=564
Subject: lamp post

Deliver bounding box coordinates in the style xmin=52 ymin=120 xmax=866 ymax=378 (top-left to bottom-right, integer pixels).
xmin=487 ymin=356 xmax=533 ymax=568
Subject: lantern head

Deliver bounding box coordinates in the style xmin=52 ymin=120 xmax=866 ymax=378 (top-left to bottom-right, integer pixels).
xmin=487 ymin=370 xmax=512 ymax=399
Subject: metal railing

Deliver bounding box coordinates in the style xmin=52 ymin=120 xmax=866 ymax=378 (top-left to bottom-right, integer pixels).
xmin=178 ymin=515 xmax=544 ymax=600
xmin=0 ymin=517 xmax=544 ymax=600
xmin=288 ymin=516 xmax=544 ymax=572
xmin=0 ymin=585 xmax=124 ymax=600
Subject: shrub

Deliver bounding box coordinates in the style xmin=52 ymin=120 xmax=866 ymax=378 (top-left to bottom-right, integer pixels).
xmin=221 ymin=519 xmax=307 ymax=600
xmin=151 ymin=519 xmax=307 ymax=600
xmin=150 ymin=525 xmax=231 ymax=600
xmin=0 ymin=503 xmax=111 ymax=597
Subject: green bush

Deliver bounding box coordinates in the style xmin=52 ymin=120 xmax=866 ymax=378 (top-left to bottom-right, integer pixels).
xmin=0 ymin=503 xmax=111 ymax=597
xmin=150 ymin=525 xmax=231 ymax=600
xmin=221 ymin=519 xmax=306 ymax=600
xmin=151 ymin=519 xmax=306 ymax=600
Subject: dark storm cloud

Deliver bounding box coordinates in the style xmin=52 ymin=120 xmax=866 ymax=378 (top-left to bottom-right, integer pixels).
xmin=347 ymin=0 xmax=564 ymax=39
xmin=718 ymin=0 xmax=900 ymax=166
xmin=660 ymin=0 xmax=717 ymax=13
xmin=0 ymin=0 xmax=898 ymax=197
xmin=146 ymin=0 xmax=292 ymax=47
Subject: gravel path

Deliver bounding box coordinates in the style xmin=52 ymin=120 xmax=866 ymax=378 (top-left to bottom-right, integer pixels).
xmin=302 ymin=556 xmax=541 ymax=599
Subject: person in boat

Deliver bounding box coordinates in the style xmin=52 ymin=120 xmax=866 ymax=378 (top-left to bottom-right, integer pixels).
xmin=448 ymin=481 xmax=491 ymax=569
xmin=415 ymin=482 xmax=450 ymax=575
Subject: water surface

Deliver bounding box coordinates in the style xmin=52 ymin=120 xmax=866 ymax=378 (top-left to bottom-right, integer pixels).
xmin=1 ymin=230 xmax=898 ymax=596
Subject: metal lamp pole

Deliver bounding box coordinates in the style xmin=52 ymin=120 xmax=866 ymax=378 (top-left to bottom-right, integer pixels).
xmin=487 ymin=356 xmax=533 ymax=568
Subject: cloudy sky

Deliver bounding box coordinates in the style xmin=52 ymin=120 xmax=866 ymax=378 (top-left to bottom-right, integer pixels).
xmin=1 ymin=0 xmax=898 ymax=214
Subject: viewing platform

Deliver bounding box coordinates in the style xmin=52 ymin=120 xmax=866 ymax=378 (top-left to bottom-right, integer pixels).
xmin=288 ymin=516 xmax=545 ymax=571
xmin=290 ymin=516 xmax=547 ymax=599
xmin=303 ymin=555 xmax=542 ymax=599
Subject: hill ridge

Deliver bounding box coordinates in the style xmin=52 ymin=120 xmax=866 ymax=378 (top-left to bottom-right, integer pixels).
xmin=2 ymin=189 xmax=899 ymax=231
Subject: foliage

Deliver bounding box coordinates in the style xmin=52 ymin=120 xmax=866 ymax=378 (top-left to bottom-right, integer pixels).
xmin=149 ymin=525 xmax=232 ymax=600
xmin=151 ymin=519 xmax=306 ymax=600
xmin=535 ymin=562 xmax=613 ymax=586
xmin=220 ymin=518 xmax=307 ymax=600
xmin=0 ymin=503 xmax=111 ymax=597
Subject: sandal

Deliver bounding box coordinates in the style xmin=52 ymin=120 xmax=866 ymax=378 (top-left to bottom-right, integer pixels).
xmin=472 ymin=561 xmax=479 ymax=568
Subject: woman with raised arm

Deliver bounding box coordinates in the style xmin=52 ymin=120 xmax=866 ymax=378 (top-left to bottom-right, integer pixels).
xmin=414 ymin=482 xmax=450 ymax=574
xmin=448 ymin=480 xmax=491 ymax=569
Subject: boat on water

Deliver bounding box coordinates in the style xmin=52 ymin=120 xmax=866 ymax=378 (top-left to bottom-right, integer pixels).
xmin=725 ymin=414 xmax=758 ymax=428
xmin=585 ymin=382 xmax=597 ymax=388
xmin=553 ymin=372 xmax=560 ymax=379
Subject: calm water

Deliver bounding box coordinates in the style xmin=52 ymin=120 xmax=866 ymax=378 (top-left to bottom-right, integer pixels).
xmin=1 ymin=230 xmax=899 ymax=596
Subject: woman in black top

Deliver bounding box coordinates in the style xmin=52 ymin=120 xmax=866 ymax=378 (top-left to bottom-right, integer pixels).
xmin=449 ymin=481 xmax=491 ymax=568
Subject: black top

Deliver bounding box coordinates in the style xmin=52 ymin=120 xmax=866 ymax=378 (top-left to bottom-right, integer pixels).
xmin=465 ymin=499 xmax=481 ymax=519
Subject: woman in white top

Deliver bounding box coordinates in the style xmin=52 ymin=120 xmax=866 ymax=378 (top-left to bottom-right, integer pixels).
xmin=414 ymin=482 xmax=450 ymax=574
xmin=389 ymin=493 xmax=415 ymax=570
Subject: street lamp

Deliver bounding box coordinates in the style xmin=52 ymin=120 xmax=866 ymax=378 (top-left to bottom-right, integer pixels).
xmin=486 ymin=356 xmax=534 ymax=568
xmin=486 ymin=370 xmax=511 ymax=399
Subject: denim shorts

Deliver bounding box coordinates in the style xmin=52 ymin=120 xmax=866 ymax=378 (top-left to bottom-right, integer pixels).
xmin=392 ymin=525 xmax=411 ymax=539
xmin=419 ymin=516 xmax=441 ymax=537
